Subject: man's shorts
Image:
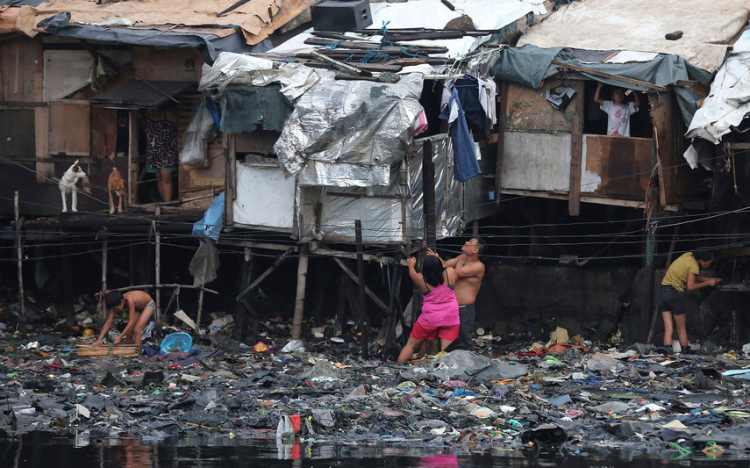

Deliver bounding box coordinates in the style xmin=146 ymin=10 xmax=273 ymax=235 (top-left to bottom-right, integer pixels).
xmin=410 ymin=321 xmax=460 ymax=341
xmin=659 ymin=285 xmax=687 ymax=315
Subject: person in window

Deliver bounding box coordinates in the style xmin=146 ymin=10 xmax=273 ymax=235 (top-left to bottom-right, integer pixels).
xmin=145 ymin=107 xmax=179 ymax=202
xmin=594 ymin=83 xmax=640 ymax=137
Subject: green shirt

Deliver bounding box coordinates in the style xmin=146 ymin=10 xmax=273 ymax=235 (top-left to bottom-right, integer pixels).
xmin=662 ymin=252 xmax=699 ymax=292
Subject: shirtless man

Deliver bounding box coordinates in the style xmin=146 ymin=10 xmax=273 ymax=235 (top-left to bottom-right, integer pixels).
xmin=92 ymin=290 xmax=155 ymax=349
xmin=428 ymin=237 xmax=486 ymax=349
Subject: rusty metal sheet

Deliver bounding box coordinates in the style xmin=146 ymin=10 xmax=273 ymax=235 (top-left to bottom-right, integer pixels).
xmin=583 ymin=134 xmax=652 ymax=198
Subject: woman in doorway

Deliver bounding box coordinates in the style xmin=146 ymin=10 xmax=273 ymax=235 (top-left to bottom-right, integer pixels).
xmin=145 ymin=107 xmax=179 ymax=202
xmin=398 ymin=256 xmax=460 ymax=363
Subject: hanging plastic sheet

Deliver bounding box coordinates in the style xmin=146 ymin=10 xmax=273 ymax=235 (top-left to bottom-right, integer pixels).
xmin=192 ymin=192 xmax=224 ymax=241
xmin=274 ymin=71 xmax=425 ymax=186
xmin=189 ymin=238 xmax=220 ymax=287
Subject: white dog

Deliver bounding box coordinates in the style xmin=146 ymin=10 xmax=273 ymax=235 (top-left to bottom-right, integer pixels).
xmin=59 ymin=159 xmax=91 ymax=213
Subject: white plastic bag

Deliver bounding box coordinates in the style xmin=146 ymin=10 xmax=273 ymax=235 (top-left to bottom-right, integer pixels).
xmin=180 ymin=97 xmax=216 ymax=167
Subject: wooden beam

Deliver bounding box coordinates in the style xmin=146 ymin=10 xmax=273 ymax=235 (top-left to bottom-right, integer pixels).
xmin=236 ymin=247 xmax=294 ymax=301
xmin=495 ymin=81 xmax=508 ymax=203
xmin=568 ymin=86 xmax=583 ymax=216
xmin=128 ymin=111 xmax=137 ymax=205
xmin=333 ymin=257 xmax=390 ymax=313
xmin=224 ymin=132 xmax=236 ymax=226
xmin=423 ymin=139 xmax=437 ymax=249
xmin=500 ymin=188 xmax=680 ymax=211
xmin=291 ymin=245 xmax=309 ymax=340
xmin=116 ymin=283 xmax=220 ymax=295
xmin=551 ymin=61 xmax=668 ymax=91
xmin=154 ymin=206 xmax=162 ymax=337
xmin=355 ymin=220 xmax=370 ymax=359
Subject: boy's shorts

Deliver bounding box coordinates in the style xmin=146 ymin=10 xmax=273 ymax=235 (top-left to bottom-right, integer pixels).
xmin=410 ymin=321 xmax=460 ymax=341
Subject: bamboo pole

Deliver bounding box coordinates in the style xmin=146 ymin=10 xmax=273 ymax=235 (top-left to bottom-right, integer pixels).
xmin=154 ymin=206 xmax=161 ymax=336
xmin=14 ymin=191 xmax=25 ymax=335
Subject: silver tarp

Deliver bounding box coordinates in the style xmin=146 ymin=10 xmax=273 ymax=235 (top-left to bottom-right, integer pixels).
xmin=293 ymin=135 xmax=462 ymax=243
xmin=274 ymin=72 xmax=425 ymax=186
xmin=199 ymin=52 xmax=320 ymax=101
xmin=297 ymin=161 xmax=390 ymax=188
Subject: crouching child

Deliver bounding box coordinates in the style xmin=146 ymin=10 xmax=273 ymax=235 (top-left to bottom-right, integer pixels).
xmin=92 ymin=290 xmax=155 ymax=349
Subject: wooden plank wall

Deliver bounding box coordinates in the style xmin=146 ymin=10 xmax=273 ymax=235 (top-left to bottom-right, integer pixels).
xmin=0 ymin=37 xmax=36 ymax=102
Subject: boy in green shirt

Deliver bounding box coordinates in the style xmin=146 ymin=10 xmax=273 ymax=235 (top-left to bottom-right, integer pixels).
xmin=660 ymin=251 xmax=721 ymax=350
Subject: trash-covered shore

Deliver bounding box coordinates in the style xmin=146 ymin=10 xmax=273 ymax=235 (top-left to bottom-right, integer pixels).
xmin=3 ymin=310 xmax=750 ymax=460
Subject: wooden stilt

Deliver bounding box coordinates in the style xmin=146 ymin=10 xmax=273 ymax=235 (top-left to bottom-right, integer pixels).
xmin=154 ymin=206 xmax=162 ymax=337
xmin=232 ymin=247 xmax=254 ymax=341
xmin=195 ymin=260 xmax=209 ymax=334
xmin=291 ymin=245 xmax=309 ymax=340
xmin=61 ymin=244 xmax=75 ymax=326
xmin=647 ymin=205 xmax=683 ymax=344
xmin=99 ymin=237 xmax=108 ymax=319
xmin=355 ymin=220 xmax=370 ymax=359
xmin=14 ymin=191 xmax=25 ymax=334
xmin=236 ymin=247 xmax=294 ymax=302
xmin=332 ymin=257 xmax=389 ymax=313
xmin=384 ymin=262 xmax=404 ymax=352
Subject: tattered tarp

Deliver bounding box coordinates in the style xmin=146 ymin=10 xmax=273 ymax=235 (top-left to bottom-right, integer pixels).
xmin=686 ymin=30 xmax=750 ymax=145
xmin=274 ymin=72 xmax=425 ymax=186
xmin=220 ymin=84 xmax=293 ymax=134
xmin=90 ymin=81 xmax=196 ymax=110
xmin=491 ymin=45 xmax=713 ymax=124
xmin=199 ymin=53 xmax=320 ymax=102
xmin=36 ymin=13 xmax=267 ymax=63
xmin=517 ymin=0 xmax=750 ymax=74
xmin=15 ymin=0 xmax=317 ymax=46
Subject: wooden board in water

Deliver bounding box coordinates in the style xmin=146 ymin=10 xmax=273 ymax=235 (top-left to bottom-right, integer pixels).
xmin=75 ymin=344 xmax=139 ymax=357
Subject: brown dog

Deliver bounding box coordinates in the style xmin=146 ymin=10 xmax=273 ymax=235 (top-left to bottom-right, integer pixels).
xmin=108 ymin=167 xmax=126 ymax=214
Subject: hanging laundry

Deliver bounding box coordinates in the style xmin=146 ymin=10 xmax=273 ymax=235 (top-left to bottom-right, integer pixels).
xmin=440 ymin=87 xmax=481 ymax=182
xmin=477 ymin=77 xmax=497 ymax=127
xmin=453 ymin=76 xmax=490 ymax=139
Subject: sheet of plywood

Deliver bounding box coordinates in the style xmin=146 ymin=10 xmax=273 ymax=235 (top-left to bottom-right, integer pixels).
xmin=91 ymin=106 xmax=118 ymax=159
xmin=132 ymin=47 xmax=204 ymax=83
xmin=504 ymin=80 xmax=582 ymax=134
xmin=583 ymin=134 xmax=652 ymax=198
xmin=500 ymin=132 xmax=571 ymax=191
xmin=49 ymin=101 xmax=91 ymax=155
xmin=179 ymin=142 xmax=227 ymax=204
xmin=0 ymin=109 xmax=35 ymax=159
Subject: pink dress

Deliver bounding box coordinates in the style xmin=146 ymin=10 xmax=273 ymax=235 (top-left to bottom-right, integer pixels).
xmin=418 ymin=283 xmax=460 ymax=328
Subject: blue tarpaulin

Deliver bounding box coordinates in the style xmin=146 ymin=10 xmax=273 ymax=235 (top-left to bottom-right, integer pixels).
xmin=192 ymin=192 xmax=224 ymax=241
